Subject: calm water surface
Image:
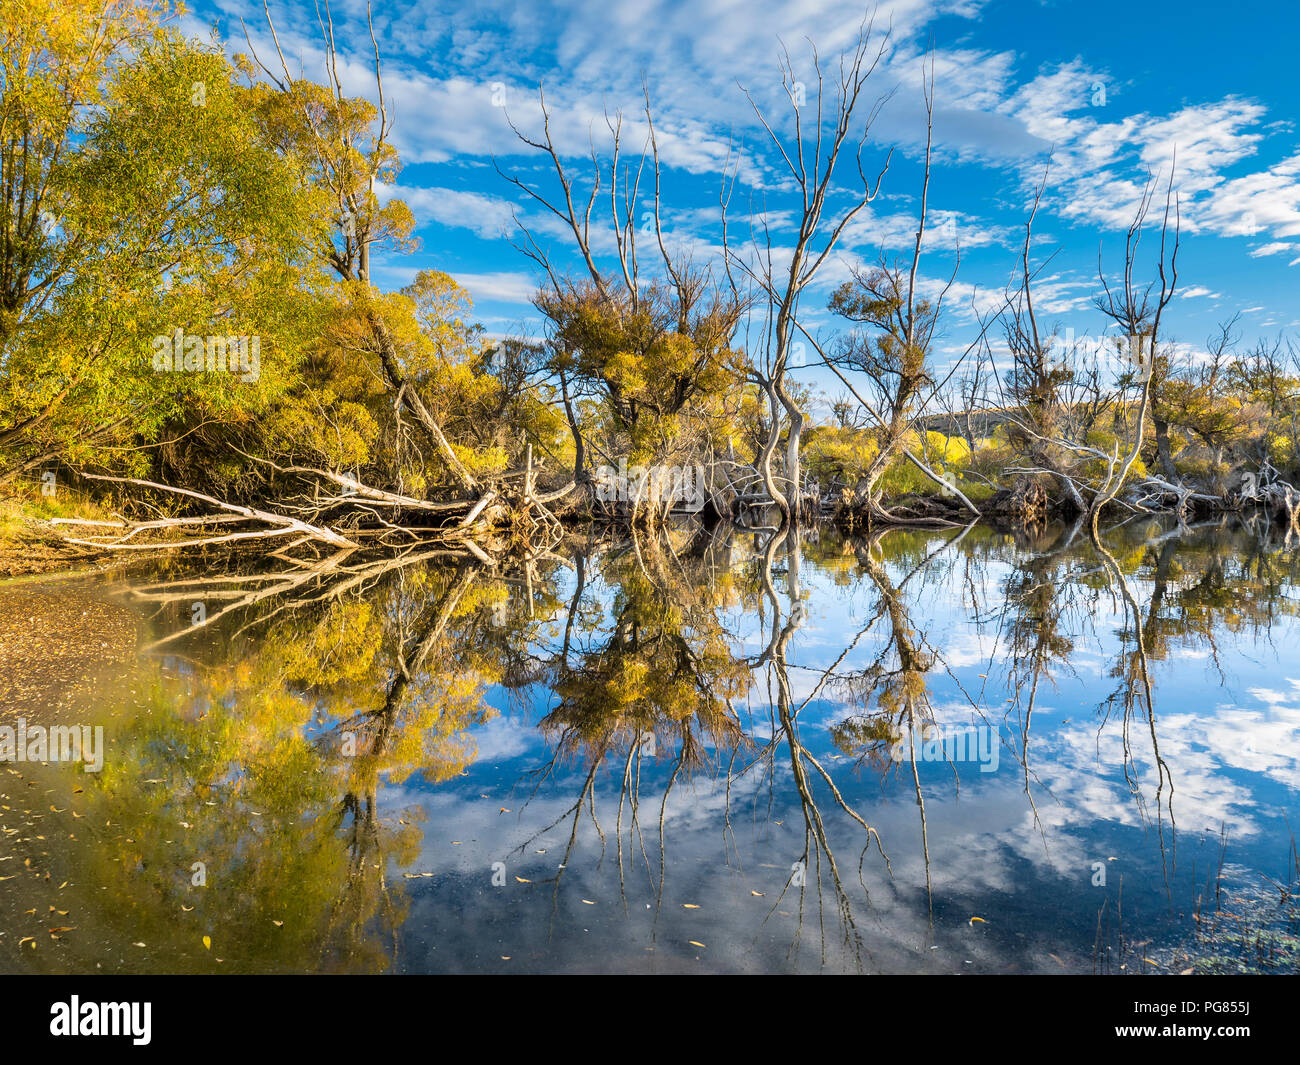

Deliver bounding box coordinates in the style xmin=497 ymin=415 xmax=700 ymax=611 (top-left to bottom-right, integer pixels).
xmin=2 ymin=519 xmax=1299 ymax=974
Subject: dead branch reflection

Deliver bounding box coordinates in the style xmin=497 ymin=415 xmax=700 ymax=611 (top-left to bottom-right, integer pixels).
xmin=67 ymin=512 xmax=1299 ymax=971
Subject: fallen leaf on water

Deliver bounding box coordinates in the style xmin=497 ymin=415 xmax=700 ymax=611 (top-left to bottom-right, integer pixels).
xmin=132 ymin=942 xmax=145 ymax=947
xmin=500 ymin=956 xmax=511 ymax=960
xmin=515 ymin=876 xmax=531 ymax=883
xmin=1180 ymin=967 xmax=1194 ymax=975
xmin=969 ymin=916 xmax=987 ymax=925
xmin=181 ymin=905 xmax=194 ymax=912
xmin=1048 ymin=953 xmax=1066 ymax=967
xmin=48 ymin=926 xmax=75 ymax=934
xmin=498 ymin=808 xmax=511 ymax=814
xmin=750 ymin=891 xmax=765 ymax=897
xmin=0 ymin=875 xmax=13 ymax=881
xmin=272 ymin=920 xmax=283 ymax=927
xmin=688 ymin=941 xmax=706 ymax=949
xmin=683 ymin=904 xmax=700 ymax=909
xmin=202 ymin=936 xmax=211 ymax=950
xmin=582 ymin=899 xmax=595 ymax=905
xmin=1142 ymin=957 xmax=1159 ymax=965
xmin=18 ymin=937 xmax=35 ymax=947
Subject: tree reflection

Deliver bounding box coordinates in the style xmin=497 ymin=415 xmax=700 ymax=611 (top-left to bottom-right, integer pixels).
xmin=14 ymin=510 xmax=1299 ymax=973
xmin=29 ymin=550 xmax=519 ymax=971
xmin=513 ymin=529 xmax=752 ymax=927
xmin=741 ymin=522 xmax=891 ymax=968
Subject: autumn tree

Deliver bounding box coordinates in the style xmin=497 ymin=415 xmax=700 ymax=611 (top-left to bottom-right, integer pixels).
xmin=0 ymin=1 xmax=318 ymax=483
xmin=240 ymin=3 xmax=487 ymax=497
xmin=499 ymin=87 xmax=746 ymax=516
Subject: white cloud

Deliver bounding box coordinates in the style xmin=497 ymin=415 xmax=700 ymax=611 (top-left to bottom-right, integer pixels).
xmin=454 ymin=271 xmax=542 ymax=305
xmin=379 ymin=182 xmax=519 ymax=238
xmin=1193 ymin=151 xmax=1300 ymax=240
xmin=1249 ymin=242 xmax=1296 ymax=257
xmin=220 ymin=0 xmax=1300 ymax=332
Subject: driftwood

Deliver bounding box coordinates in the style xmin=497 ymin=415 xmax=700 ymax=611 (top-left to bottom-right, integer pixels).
xmin=51 ymin=433 xmax=578 ymax=565
xmin=1234 ymin=463 xmax=1300 ymax=528
xmin=1133 ymin=477 xmax=1223 ymax=521
xmin=53 ymin=473 xmax=356 ymax=550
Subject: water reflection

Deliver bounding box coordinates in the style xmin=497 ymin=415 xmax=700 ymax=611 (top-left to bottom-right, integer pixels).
xmin=3 ymin=517 xmax=1299 ymax=973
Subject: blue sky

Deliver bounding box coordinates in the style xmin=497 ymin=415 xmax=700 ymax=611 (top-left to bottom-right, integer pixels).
xmin=188 ymin=0 xmax=1300 ymax=402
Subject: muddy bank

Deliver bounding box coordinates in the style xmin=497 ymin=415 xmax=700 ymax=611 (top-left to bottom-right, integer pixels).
xmin=0 ymin=580 xmax=139 ymax=726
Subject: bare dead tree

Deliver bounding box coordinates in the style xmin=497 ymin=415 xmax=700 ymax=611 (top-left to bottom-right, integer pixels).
xmin=724 ymin=17 xmax=893 ymax=524
xmin=1085 ymin=169 xmax=1181 ymax=533
xmin=788 ymin=54 xmax=992 ymax=525
xmin=1000 ymin=169 xmax=1181 ymax=535
xmin=994 ymin=170 xmax=1087 ymax=515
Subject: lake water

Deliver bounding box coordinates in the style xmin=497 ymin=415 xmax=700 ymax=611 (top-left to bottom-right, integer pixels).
xmin=2 ymin=518 xmax=1299 ymax=973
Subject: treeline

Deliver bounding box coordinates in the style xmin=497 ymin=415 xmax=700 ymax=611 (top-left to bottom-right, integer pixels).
xmin=1 ymin=1 xmax=1296 ymax=560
